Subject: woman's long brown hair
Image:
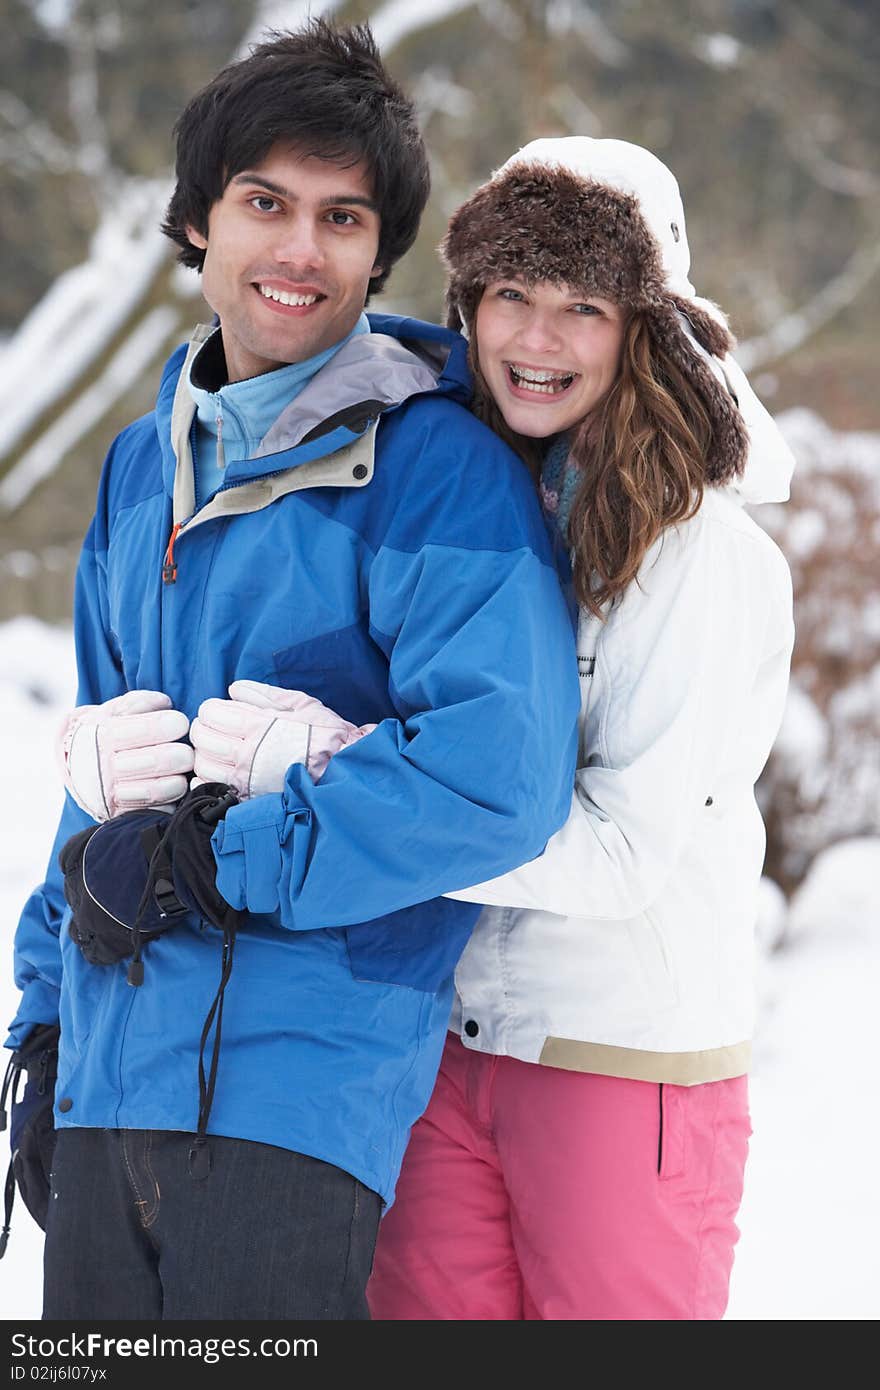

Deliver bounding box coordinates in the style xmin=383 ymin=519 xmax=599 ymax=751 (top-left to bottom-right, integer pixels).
xmin=470 ymin=312 xmax=715 ymax=618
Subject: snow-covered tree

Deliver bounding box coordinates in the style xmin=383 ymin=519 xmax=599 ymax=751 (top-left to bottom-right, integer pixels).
xmin=755 ymin=409 xmax=880 ymax=907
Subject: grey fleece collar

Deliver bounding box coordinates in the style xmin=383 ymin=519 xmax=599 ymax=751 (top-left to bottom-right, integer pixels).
xmin=168 ymin=325 xmax=441 ymax=530
xmin=256 ymin=331 xmax=440 ymax=458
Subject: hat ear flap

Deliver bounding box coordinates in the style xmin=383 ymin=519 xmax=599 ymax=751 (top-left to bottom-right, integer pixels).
xmin=667 ymin=294 xmax=734 ymax=358
xmin=445 ymin=296 xmax=463 ymax=331
xmin=444 ymin=278 xmax=476 ymax=336
xmin=646 ymin=302 xmax=749 ymax=485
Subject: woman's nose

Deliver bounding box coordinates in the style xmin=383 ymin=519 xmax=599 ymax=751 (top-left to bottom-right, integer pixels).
xmin=514 ymin=310 xmax=563 ymax=355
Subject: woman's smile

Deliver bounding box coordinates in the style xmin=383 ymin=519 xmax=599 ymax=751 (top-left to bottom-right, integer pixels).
xmin=505 ymin=362 xmax=580 ymax=398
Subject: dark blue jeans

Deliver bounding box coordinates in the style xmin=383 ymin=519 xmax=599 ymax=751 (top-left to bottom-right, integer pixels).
xmin=42 ymin=1128 xmax=382 ymax=1320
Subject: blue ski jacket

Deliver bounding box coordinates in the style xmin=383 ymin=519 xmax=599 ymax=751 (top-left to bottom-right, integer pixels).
xmin=8 ymin=314 xmax=579 ymax=1203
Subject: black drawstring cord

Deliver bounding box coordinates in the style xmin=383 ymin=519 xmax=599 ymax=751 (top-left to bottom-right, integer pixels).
xmin=0 ymin=1052 xmax=19 ymax=1132
xmin=189 ymin=907 xmax=240 ymax=1179
xmin=186 ymin=786 xmax=240 ymax=1178
xmin=0 ymin=1056 xmax=23 ymax=1259
xmin=0 ymin=1155 xmax=15 ymax=1258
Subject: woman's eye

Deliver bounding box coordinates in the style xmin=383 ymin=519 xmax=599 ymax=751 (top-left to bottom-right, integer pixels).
xmin=498 ymin=288 xmax=525 ymax=302
xmin=573 ymin=303 xmax=600 ymax=316
xmin=250 ymin=195 xmax=279 ymax=213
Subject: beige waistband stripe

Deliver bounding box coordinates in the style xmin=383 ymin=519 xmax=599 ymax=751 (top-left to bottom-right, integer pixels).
xmin=538 ymin=1036 xmax=751 ymax=1085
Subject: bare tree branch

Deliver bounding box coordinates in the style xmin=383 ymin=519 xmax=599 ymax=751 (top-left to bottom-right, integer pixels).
xmin=0 ymin=91 xmax=79 ymax=173
xmin=737 ymin=240 xmax=880 ymax=371
xmin=776 ymin=0 xmax=880 ymax=88
xmin=785 ymin=130 xmax=880 ymax=199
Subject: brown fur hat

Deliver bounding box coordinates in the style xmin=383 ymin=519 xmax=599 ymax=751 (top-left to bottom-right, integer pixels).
xmin=441 ymin=139 xmax=748 ymax=483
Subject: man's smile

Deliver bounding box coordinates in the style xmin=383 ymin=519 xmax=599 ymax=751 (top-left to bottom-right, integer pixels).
xmin=254 ymin=280 xmax=328 ymax=314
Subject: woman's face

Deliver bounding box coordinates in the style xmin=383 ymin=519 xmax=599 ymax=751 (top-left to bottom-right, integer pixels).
xmin=474 ymin=279 xmax=626 ymax=438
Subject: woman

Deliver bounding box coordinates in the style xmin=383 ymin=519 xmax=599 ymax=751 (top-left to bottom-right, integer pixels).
xmin=364 ymin=137 xmax=795 ymax=1320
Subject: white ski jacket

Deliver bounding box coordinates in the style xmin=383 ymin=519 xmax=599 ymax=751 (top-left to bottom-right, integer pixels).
xmin=448 ymin=366 xmax=795 ymax=1084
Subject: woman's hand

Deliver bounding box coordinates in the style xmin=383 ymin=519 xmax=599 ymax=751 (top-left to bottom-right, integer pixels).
xmin=190 ymin=680 xmax=376 ymax=796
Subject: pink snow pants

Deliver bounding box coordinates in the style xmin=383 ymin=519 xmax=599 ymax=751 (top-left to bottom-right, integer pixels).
xmin=368 ymin=1034 xmax=751 ymax=1320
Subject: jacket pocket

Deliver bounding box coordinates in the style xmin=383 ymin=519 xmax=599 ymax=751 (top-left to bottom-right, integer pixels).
xmin=344 ymin=898 xmax=481 ymax=993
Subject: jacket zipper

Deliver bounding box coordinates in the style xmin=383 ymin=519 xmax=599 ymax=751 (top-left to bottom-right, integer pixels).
xmin=160 ymin=467 xmax=294 ymax=586
xmin=162 ymin=397 xmax=230 ymax=586
xmin=162 ymin=522 xmax=182 ymax=584
xmin=160 ymin=415 xmax=376 ymax=584
xmin=577 ymin=611 xmax=599 ymax=764
xmin=215 ymin=409 xmax=225 ymax=474
xmin=160 ymin=473 xmax=268 ymax=585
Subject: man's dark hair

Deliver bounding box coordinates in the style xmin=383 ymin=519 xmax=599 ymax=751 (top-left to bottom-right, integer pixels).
xmin=161 ymin=20 xmax=429 ymax=297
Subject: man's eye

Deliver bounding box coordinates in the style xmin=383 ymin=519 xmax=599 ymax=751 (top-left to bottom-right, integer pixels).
xmin=327 ymin=210 xmax=357 ymax=226
xmin=250 ymin=195 xmax=279 ymax=213
xmin=573 ymin=303 xmax=600 ymax=316
xmin=499 ymin=288 xmax=525 ymax=302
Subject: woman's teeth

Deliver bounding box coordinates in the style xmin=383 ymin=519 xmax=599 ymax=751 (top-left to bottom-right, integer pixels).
xmin=259 ymin=285 xmax=320 ymax=306
xmin=508 ymin=365 xmax=575 ymax=394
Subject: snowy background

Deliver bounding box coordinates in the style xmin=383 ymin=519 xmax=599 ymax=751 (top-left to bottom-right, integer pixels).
xmin=1 ymin=0 xmax=879 ymax=1324
xmin=1 ymin=615 xmax=878 ymax=1321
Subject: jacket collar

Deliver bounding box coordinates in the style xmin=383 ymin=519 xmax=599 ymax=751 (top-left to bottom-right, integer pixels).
xmin=154 ymin=315 xmax=469 ymax=511
xmin=155 ymin=314 xmax=470 ymax=508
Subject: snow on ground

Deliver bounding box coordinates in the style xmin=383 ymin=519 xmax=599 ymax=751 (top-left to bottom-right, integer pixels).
xmin=727 ymin=838 xmax=880 ymax=1320
xmin=0 ymin=619 xmax=877 ymax=1321
xmin=0 ymin=619 xmax=74 ymax=1320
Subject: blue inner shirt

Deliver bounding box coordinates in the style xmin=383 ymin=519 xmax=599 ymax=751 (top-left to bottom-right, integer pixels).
xmin=187 ymin=313 xmax=370 ymax=509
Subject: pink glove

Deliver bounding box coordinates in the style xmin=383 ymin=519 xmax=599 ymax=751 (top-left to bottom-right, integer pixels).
xmin=57 ymin=690 xmax=194 ymax=822
xmin=190 ymin=679 xmax=376 ymax=796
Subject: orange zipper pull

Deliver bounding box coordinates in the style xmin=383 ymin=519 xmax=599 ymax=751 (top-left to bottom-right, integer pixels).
xmin=162 ymin=522 xmax=182 ymax=584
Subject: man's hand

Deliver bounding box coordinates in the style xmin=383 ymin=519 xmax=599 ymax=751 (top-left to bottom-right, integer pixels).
xmin=57 ymin=690 xmax=194 ymax=822
xmin=190 ymin=680 xmax=376 ymax=797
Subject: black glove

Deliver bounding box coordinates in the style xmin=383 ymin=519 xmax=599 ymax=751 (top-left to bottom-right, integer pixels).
xmin=60 ymin=809 xmax=186 ymax=967
xmin=60 ymin=782 xmax=239 ymax=984
xmin=1 ymin=1022 xmax=60 ymax=1256
xmin=158 ymin=782 xmax=240 ymax=932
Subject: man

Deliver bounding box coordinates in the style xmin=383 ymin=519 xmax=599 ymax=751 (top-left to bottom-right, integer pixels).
xmin=7 ymin=21 xmax=579 ymax=1320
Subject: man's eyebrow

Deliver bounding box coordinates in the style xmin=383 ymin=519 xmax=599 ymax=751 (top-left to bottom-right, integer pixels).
xmin=318 ymin=195 xmax=379 ymax=213
xmin=230 ymin=173 xmax=378 ymax=211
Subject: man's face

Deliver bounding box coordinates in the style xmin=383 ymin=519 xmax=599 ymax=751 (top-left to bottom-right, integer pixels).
xmin=186 ymin=145 xmax=383 ymax=383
